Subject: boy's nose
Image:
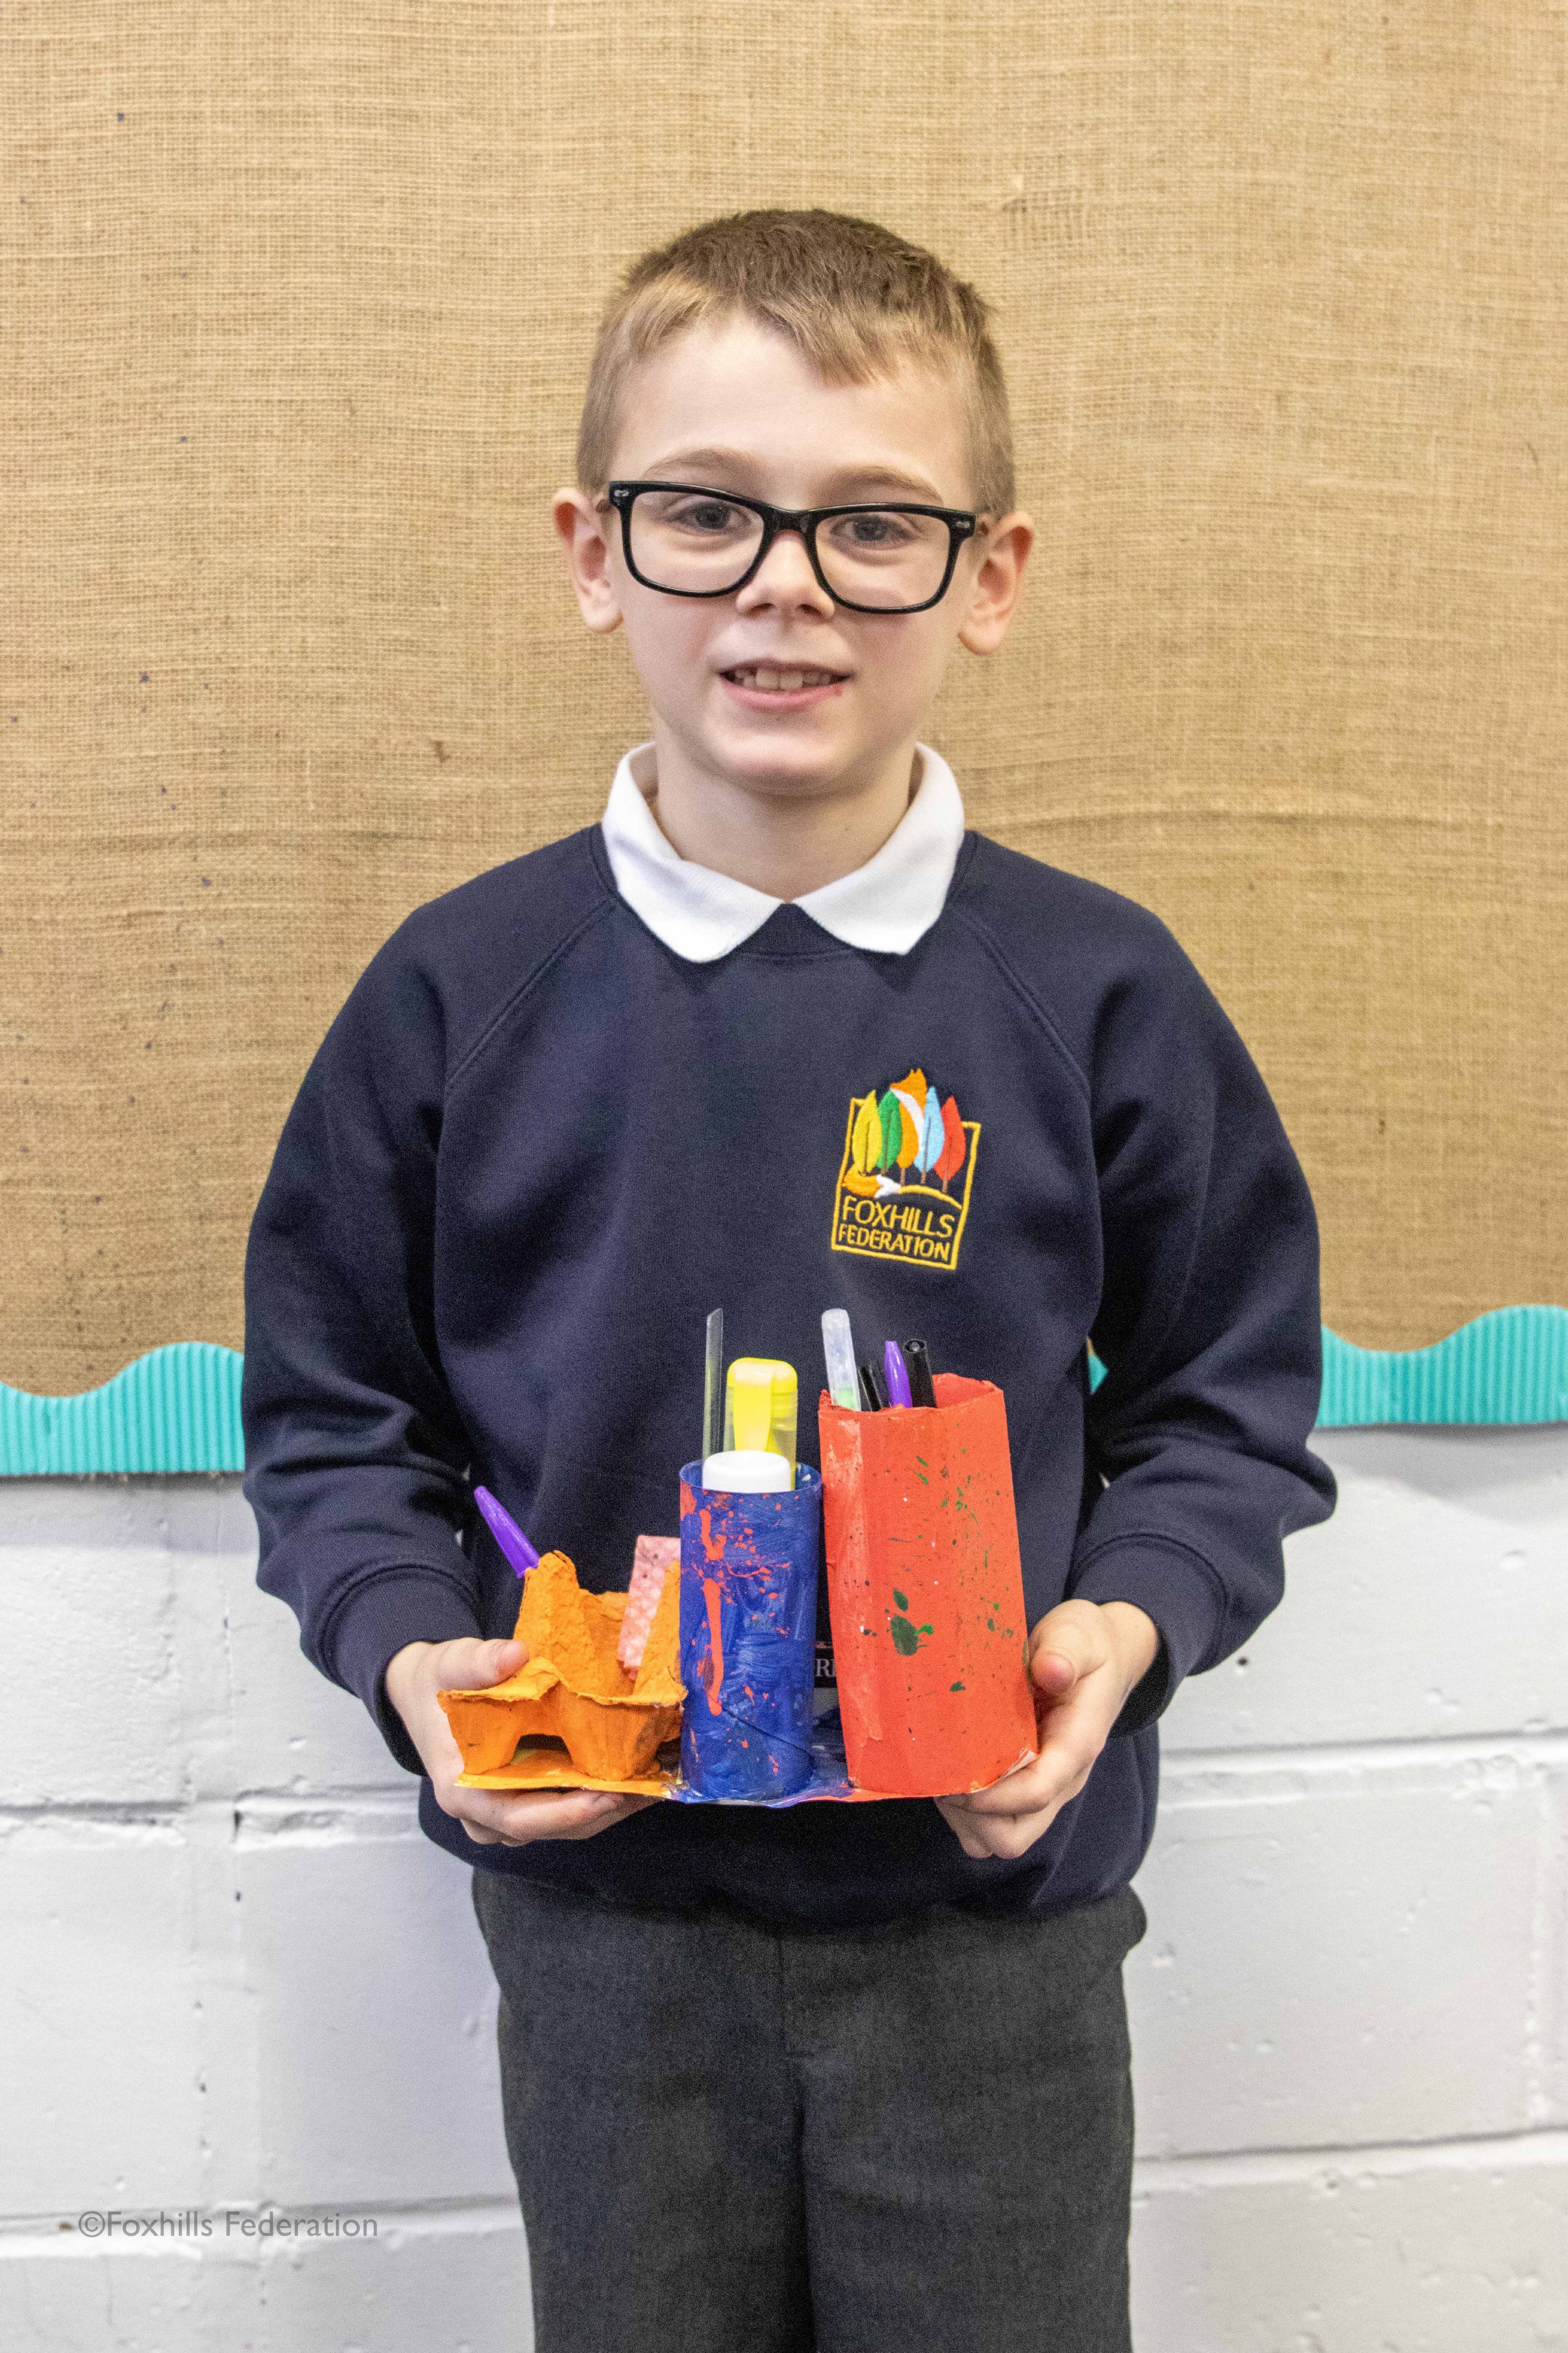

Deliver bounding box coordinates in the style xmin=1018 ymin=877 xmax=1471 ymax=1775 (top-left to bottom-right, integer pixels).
xmin=735 ymin=529 xmax=835 ymax=615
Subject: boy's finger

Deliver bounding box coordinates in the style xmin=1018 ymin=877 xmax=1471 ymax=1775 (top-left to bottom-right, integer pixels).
xmin=972 ymin=1710 xmax=1104 ymax=1792
xmin=955 ymin=1763 xmax=1077 ymax=1820
xmin=934 ymin=1797 xmax=995 ymax=1859
xmin=491 ymin=1801 xmax=652 ymax=1845
xmin=455 ymin=1786 xmax=654 ymax=1845
xmin=434 ymin=1637 xmax=527 ymax=1693
xmin=937 ymin=1791 xmax=1067 ymax=1861
xmin=472 ymin=1785 xmax=612 ymax=1829
xmin=1031 ymin=1646 xmax=1079 ymax=1698
xmin=947 ymin=1724 xmax=1103 ymax=1818
xmin=1026 ymin=1601 xmax=1108 ymax=1693
xmin=547 ymin=1794 xmax=661 ymax=1840
xmin=968 ymin=1807 xmax=1060 ymax=1862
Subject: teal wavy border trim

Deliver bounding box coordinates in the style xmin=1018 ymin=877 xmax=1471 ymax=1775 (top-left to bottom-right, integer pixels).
xmin=1317 ymin=1306 xmax=1567 ymax=1429
xmin=0 ymin=1343 xmax=245 ymax=1475
xmin=0 ymin=1308 xmax=1564 ymax=1474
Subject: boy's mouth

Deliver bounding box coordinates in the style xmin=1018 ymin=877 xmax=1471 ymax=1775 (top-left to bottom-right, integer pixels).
xmin=719 ymin=663 xmax=850 ymax=708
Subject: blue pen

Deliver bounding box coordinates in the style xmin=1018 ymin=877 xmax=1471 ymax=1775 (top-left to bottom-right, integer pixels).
xmin=474 ymin=1484 xmax=541 ymax=1577
xmin=883 ymin=1339 xmax=913 ymax=1409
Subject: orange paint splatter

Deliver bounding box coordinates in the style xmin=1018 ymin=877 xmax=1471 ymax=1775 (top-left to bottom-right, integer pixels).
xmin=702 ymin=1577 xmax=725 ymax=1715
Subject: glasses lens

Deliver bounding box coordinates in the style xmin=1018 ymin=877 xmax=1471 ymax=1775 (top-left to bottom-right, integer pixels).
xmin=814 ymin=509 xmax=953 ymax=609
xmin=626 ymin=489 xmax=765 ymax=593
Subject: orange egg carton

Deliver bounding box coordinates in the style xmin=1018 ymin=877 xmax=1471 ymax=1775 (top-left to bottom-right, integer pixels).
xmin=440 ymin=1550 xmax=684 ymax=1787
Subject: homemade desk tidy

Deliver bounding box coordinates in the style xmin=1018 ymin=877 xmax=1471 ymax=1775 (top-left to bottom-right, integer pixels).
xmin=441 ymin=1307 xmax=1039 ymax=1806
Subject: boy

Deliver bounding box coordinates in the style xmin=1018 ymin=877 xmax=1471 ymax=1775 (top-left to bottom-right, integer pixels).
xmin=244 ymin=210 xmax=1335 ymax=2350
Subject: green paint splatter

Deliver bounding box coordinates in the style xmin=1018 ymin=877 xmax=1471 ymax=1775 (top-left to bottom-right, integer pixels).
xmin=893 ymin=1589 xmax=909 ymax=1610
xmin=889 ymin=1612 xmax=934 ymax=1656
xmin=950 ymin=1678 xmax=966 ymax=1692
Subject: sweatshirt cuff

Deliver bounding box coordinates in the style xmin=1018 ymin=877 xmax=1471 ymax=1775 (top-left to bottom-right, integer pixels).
xmin=1068 ymin=1536 xmax=1227 ymax=1737
xmin=326 ymin=1569 xmax=487 ymax=1776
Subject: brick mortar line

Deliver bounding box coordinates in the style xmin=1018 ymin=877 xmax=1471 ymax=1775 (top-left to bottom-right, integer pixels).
xmin=1162 ymin=1729 xmax=1568 ymax=1776
xmin=1133 ymin=2124 xmax=1568 ymax=2189
xmin=0 ymin=1789 xmax=417 ymax=1829
xmin=0 ymin=1799 xmax=188 ymax=1825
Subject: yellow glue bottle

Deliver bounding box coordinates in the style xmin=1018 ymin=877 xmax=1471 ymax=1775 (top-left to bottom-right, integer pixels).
xmin=720 ymin=1358 xmax=798 ymax=1484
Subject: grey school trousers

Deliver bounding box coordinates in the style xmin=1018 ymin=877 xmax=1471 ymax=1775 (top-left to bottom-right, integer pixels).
xmin=472 ymin=1868 xmax=1144 ymax=2353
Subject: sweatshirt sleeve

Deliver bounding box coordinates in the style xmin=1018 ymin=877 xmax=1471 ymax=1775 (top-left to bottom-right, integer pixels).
xmin=1067 ymin=928 xmax=1337 ymax=1733
xmin=241 ymin=932 xmax=483 ymax=1772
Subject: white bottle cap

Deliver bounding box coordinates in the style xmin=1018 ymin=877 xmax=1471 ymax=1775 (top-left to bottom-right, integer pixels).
xmin=700 ymin=1449 xmax=793 ymax=1493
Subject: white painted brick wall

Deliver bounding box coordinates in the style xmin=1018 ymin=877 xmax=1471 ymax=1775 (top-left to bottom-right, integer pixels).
xmin=5 ymin=1430 xmax=1566 ymax=2351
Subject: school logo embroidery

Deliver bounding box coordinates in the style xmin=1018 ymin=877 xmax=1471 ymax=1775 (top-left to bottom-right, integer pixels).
xmin=830 ymin=1068 xmax=980 ymax=1272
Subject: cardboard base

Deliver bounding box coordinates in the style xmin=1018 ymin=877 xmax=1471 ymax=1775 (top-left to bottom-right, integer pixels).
xmin=458 ymin=1711 xmax=896 ymax=1807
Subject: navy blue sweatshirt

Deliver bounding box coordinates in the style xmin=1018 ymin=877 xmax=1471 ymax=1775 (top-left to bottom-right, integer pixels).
xmin=243 ymin=824 xmax=1335 ymax=1925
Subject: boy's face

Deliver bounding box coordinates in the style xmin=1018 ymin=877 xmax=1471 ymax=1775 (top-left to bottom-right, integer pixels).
xmin=555 ymin=317 xmax=1030 ymax=804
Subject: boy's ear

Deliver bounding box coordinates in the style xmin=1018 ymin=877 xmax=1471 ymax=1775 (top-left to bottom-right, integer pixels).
xmin=954 ymin=510 xmax=1034 ymax=657
xmin=552 ymin=487 xmax=624 ymax=635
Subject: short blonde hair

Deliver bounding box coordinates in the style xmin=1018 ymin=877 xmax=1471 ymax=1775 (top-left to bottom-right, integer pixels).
xmin=576 ymin=209 xmax=1015 ymax=516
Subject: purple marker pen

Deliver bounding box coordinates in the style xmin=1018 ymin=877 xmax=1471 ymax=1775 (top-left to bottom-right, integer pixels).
xmin=883 ymin=1339 xmax=913 ymax=1409
xmin=473 ymin=1484 xmax=541 ymax=1577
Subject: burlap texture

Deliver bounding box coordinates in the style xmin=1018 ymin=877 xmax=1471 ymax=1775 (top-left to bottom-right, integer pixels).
xmin=4 ymin=1 xmax=1564 ymax=1392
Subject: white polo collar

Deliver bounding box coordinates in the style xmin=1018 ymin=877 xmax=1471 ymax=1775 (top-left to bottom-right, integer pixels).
xmin=599 ymin=741 xmax=967 ymax=964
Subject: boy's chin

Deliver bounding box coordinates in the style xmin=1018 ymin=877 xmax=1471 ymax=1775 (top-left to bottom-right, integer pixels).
xmin=702 ymin=731 xmax=871 ymax=795
xmin=694 ymin=702 xmax=886 ymax=789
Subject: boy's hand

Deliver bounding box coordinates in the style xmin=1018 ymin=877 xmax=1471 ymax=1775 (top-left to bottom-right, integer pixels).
xmin=384 ymin=1637 xmax=658 ymax=1848
xmin=935 ymin=1600 xmax=1160 ymax=1863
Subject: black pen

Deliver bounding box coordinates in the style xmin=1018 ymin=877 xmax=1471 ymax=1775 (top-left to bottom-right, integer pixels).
xmin=903 ymin=1337 xmax=937 ymax=1408
xmin=858 ymin=1360 xmax=887 ymax=1412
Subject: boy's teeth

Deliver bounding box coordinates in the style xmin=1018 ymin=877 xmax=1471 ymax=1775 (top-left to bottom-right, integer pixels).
xmin=731 ymin=666 xmax=837 ymax=690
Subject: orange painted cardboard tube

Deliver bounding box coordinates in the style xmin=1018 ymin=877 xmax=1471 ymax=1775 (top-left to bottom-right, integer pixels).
xmin=820 ymin=1374 xmax=1038 ymax=1797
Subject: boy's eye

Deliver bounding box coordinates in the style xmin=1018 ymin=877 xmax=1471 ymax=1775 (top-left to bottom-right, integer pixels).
xmin=827 ymin=510 xmax=918 ymax=550
xmin=661 ymin=495 xmax=750 ymax=536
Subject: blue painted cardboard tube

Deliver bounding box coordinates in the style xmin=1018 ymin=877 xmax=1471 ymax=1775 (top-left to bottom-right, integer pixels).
xmin=678 ymin=1462 xmax=821 ymax=1799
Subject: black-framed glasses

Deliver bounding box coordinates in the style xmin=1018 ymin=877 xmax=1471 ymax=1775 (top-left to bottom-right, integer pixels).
xmin=604 ymin=481 xmax=982 ymax=614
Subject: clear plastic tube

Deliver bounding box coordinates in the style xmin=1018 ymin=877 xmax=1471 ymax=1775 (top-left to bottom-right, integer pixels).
xmin=820 ymin=1308 xmax=860 ymax=1410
